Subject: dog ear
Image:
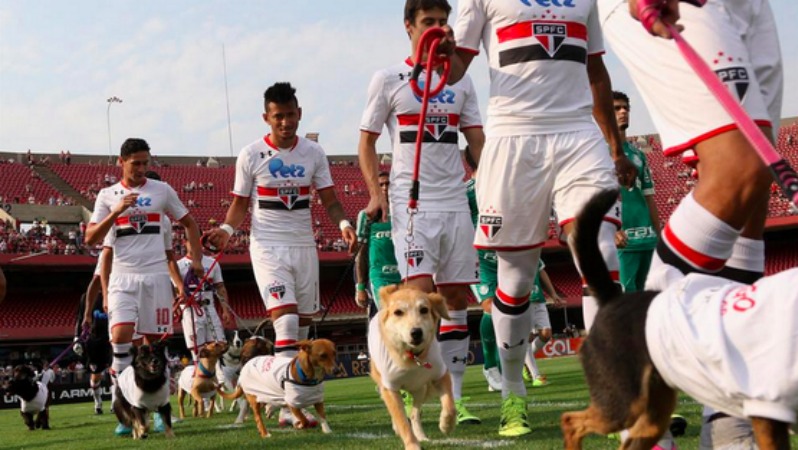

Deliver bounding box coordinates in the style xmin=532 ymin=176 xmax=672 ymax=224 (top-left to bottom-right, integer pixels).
xmin=427 ymin=292 xmax=450 ymax=321
xmin=379 ymin=284 xmax=400 ymax=308
xmin=297 ymin=339 xmax=313 ymax=354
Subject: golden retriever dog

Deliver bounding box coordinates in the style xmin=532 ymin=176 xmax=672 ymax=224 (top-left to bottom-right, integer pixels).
xmin=177 ymin=341 xmax=228 ymax=419
xmin=368 ymin=285 xmax=456 ymax=450
xmin=217 ymin=339 xmax=337 ymax=438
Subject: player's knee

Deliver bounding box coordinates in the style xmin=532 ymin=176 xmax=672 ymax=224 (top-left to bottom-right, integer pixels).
xmin=438 ymin=285 xmax=470 ymax=310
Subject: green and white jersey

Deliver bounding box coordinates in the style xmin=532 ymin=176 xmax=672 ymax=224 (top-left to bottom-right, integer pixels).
xmin=620 ymin=142 xmax=657 ymax=252
xmin=356 ymin=210 xmax=401 ymax=283
xmin=466 ymin=178 xmax=479 ymax=227
xmin=530 ymin=259 xmax=546 ymax=304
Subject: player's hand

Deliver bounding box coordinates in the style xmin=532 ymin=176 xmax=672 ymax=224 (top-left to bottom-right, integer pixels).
xmin=355 ymin=290 xmax=368 ymax=309
xmin=615 ymin=230 xmax=628 ymax=248
xmin=365 ymin=194 xmax=388 ymax=223
xmin=72 ymin=338 xmax=84 ymax=356
xmin=112 ymin=193 xmax=139 ymax=215
xmin=203 ymin=228 xmax=230 ymax=253
xmin=435 ymin=24 xmax=456 ymax=59
xmin=614 ymin=155 xmax=638 ymax=188
xmin=628 ymin=0 xmax=683 ymax=39
xmin=552 ymin=295 xmax=566 ymax=308
xmin=341 ymin=226 xmax=357 ymax=254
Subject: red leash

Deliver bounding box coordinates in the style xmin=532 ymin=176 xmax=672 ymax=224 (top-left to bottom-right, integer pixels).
xmin=407 ymin=27 xmax=451 ymax=211
xmin=637 ymin=0 xmax=798 ymax=210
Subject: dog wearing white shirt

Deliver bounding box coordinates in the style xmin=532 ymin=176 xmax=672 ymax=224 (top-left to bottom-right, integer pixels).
xmin=368 ymin=285 xmax=456 ymax=450
xmin=6 ymin=365 xmax=50 ymax=430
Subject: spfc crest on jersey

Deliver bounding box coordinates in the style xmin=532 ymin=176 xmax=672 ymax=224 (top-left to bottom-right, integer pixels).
xmin=533 ymin=23 xmax=567 ymax=57
xmin=128 ymin=214 xmax=147 ymax=233
xmin=479 ymin=215 xmax=503 ymax=239
xmin=269 ymin=282 xmax=286 ymax=300
xmin=424 ymin=114 xmax=450 ymax=141
xmin=278 ymin=186 xmax=300 ymax=209
xmin=715 ymin=66 xmax=749 ymax=102
xmin=405 ymin=248 xmax=425 ymax=268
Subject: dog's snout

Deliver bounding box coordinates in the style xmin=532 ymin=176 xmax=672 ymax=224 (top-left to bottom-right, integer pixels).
xmin=410 ymin=328 xmax=423 ymax=344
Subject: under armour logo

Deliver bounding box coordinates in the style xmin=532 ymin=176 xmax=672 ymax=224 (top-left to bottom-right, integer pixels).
xmin=452 ymin=356 xmax=468 ymax=364
xmin=502 ymin=339 xmax=525 ymax=350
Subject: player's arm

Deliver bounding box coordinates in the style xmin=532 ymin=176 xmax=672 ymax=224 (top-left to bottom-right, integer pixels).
xmin=318 ymin=188 xmax=356 ymax=253
xmin=85 ymin=192 xmax=139 ymax=246
xmin=166 ymin=251 xmax=185 ymax=300
xmin=462 ymin=129 xmax=484 ymax=169
xmin=645 ymin=195 xmax=661 ymax=233
xmin=177 ymin=214 xmax=204 ymax=277
xmin=83 ymin=275 xmax=101 ymax=326
xmin=358 ymin=131 xmax=388 ymax=223
xmin=586 ymin=54 xmax=636 ymax=187
xmin=215 ymin=282 xmax=232 ymax=322
xmin=539 ymin=269 xmax=565 ymax=307
xmin=99 ymin=247 xmax=112 ymax=312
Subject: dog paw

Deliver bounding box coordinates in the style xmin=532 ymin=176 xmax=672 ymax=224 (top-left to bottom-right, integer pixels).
xmin=321 ymin=423 xmax=333 ymax=434
xmin=405 ymin=443 xmax=422 ymax=450
xmin=439 ymin=412 xmax=456 ymax=435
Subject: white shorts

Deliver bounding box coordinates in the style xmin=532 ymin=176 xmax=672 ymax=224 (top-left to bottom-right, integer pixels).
xmin=391 ymin=209 xmax=479 ymax=285
xmin=251 ymin=245 xmax=319 ymax=317
xmin=107 ymin=272 xmax=173 ymax=335
xmin=180 ymin=302 xmax=225 ymax=348
xmin=599 ymin=0 xmax=782 ymax=155
xmin=474 ymin=130 xmax=619 ymax=250
xmin=531 ymin=303 xmax=551 ymax=331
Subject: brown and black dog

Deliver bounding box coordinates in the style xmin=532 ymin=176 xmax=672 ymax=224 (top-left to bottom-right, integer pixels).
xmin=218 ymin=338 xmax=336 ymax=438
xmin=5 ymin=365 xmax=50 ymax=430
xmin=177 ymin=341 xmax=228 ymax=418
xmin=561 ymin=189 xmax=795 ymax=450
xmin=369 ymin=285 xmax=456 ymax=450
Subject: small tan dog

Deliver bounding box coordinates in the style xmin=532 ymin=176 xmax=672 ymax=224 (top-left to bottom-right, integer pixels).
xmin=217 ymin=339 xmax=337 ymax=438
xmin=177 ymin=341 xmax=228 ymax=418
xmin=368 ymin=285 xmax=456 ymax=450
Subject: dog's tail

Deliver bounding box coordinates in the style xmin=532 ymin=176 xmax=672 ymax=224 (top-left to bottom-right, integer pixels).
xmin=253 ymin=318 xmax=270 ymax=337
xmin=216 ymin=384 xmax=243 ymax=401
xmin=573 ymin=189 xmax=622 ymax=307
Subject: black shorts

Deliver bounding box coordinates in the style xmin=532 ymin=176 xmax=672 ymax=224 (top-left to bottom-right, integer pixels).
xmin=86 ymin=338 xmax=111 ymax=374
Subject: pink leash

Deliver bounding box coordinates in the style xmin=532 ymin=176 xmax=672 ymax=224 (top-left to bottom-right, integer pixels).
xmin=638 ymin=0 xmax=798 ymax=210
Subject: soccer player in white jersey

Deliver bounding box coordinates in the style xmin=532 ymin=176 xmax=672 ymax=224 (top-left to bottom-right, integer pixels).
xmin=176 ymin=236 xmax=231 ymax=361
xmin=599 ymin=1 xmax=783 ymax=447
xmin=85 ymin=138 xmax=204 ymax=435
xmin=358 ymin=0 xmax=486 ymax=426
xmin=440 ymin=0 xmax=636 ymax=437
xmin=205 ymin=82 xmax=356 ymax=426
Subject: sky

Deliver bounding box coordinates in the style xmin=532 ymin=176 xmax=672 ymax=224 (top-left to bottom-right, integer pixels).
xmin=1 ymin=1 xmax=796 ymax=158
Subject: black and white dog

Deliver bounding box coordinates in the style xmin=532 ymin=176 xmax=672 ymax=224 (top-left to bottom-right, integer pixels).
xmin=215 ymin=330 xmax=248 ymax=421
xmin=113 ymin=341 xmax=174 ymax=439
xmin=6 ymin=365 xmax=50 ymax=430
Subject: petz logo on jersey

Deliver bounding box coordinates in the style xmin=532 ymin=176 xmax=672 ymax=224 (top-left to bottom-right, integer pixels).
xmin=520 ymin=0 xmax=575 ymax=7
xmin=533 ymin=23 xmax=567 ymax=57
xmin=135 ymin=197 xmax=152 ymax=207
xmin=268 ymin=282 xmax=286 ymax=300
xmin=268 ymin=158 xmax=306 ymax=178
xmin=412 ymin=81 xmax=456 ymax=105
xmin=127 ymin=213 xmax=148 ymax=233
xmin=715 ymin=66 xmax=749 ymax=102
xmin=278 ymin=186 xmax=300 ymax=209
xmin=405 ymin=245 xmax=425 ymax=268
xmin=479 ymin=212 xmax=503 ymax=239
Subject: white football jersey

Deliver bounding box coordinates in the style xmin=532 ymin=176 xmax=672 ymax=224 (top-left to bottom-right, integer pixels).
xmin=454 ymin=0 xmax=604 ymax=135
xmin=360 ymin=59 xmax=482 ymax=212
xmin=646 ymin=270 xmax=798 ymax=425
xmin=238 ymin=355 xmax=324 ymax=409
xmin=232 ymin=136 xmax=334 ymax=247
xmin=367 ymin=316 xmax=447 ymax=392
xmin=176 ymin=255 xmax=222 ymax=303
xmin=90 ymin=179 xmax=188 ymax=274
xmin=117 ymin=365 xmax=171 ymax=411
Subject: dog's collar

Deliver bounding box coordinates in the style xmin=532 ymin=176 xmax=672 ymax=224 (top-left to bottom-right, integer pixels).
xmin=405 ymin=350 xmax=432 ymax=369
xmin=197 ymin=361 xmax=215 ymax=378
xmin=283 ymin=359 xmax=321 ymax=388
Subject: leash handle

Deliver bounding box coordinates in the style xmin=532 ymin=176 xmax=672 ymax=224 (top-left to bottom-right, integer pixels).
xmin=663 ymin=22 xmax=798 ymax=210
xmin=408 ymin=27 xmax=451 ymax=211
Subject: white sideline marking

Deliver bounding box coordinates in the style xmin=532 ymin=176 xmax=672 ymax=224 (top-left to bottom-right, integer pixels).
xmin=340 ymin=433 xmax=511 ymax=448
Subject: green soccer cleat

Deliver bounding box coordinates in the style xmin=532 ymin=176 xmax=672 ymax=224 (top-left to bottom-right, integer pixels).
xmin=531 ymin=375 xmax=548 ymax=387
xmin=522 ymin=365 xmax=532 ymax=382
xmin=401 ymin=390 xmax=413 ymax=417
xmin=114 ymin=423 xmax=132 ymax=436
xmin=455 ymin=397 xmax=481 ymax=425
xmin=498 ymin=393 xmax=532 ymax=437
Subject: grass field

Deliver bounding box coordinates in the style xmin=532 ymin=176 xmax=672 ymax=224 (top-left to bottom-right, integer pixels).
xmin=2 ymin=356 xmax=795 ymax=449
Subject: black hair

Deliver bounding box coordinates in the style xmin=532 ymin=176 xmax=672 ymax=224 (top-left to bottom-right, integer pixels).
xmin=263 ymin=82 xmax=298 ymax=111
xmin=404 ymin=0 xmax=451 ymax=23
xmin=378 ymin=171 xmax=390 ymax=178
xmin=612 ymin=91 xmax=630 ymax=105
xmin=120 ymin=138 xmax=150 ymax=159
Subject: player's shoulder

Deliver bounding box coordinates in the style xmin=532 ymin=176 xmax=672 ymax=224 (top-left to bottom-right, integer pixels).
xmin=372 ymin=62 xmax=413 ymax=87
